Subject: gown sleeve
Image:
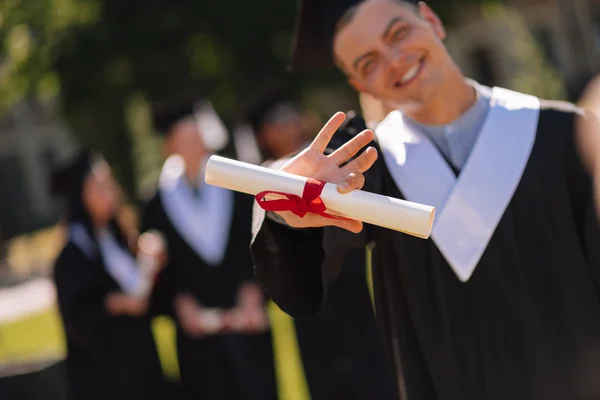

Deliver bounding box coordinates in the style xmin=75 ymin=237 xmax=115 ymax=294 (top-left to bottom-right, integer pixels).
xmin=250 ymin=114 xmax=380 ymax=318
xmin=53 ymin=246 xmax=111 ymax=350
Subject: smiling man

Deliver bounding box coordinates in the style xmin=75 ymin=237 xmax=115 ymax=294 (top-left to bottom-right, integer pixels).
xmin=250 ymin=0 xmax=600 ymax=399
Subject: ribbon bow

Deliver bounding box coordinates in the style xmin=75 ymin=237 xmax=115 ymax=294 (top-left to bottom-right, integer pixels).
xmin=255 ymin=178 xmax=348 ymax=220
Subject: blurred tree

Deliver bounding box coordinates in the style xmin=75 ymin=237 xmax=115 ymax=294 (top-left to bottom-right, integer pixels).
xmin=50 ymin=0 xmax=302 ymax=198
xmin=0 ymin=0 xmax=100 ymax=111
xmin=481 ymin=3 xmax=567 ymax=100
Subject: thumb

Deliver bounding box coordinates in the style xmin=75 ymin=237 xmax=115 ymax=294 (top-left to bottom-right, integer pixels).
xmin=332 ymin=219 xmax=363 ymax=233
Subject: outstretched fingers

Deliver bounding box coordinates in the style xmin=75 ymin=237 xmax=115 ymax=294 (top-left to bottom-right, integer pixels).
xmin=328 ymin=129 xmax=375 ymax=166
xmin=309 ymin=112 xmax=346 ymax=153
xmin=340 ymin=146 xmax=378 ymax=175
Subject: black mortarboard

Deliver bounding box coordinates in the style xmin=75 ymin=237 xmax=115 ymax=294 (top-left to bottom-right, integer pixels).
xmin=289 ymin=0 xmax=418 ymax=73
xmin=245 ymin=85 xmax=302 ymax=136
xmin=151 ymin=93 xmax=196 ymax=135
xmin=151 ymin=92 xmax=229 ymax=152
xmin=50 ymin=149 xmax=95 ymax=197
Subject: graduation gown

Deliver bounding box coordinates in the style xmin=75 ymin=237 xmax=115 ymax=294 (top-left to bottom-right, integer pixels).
xmin=293 ymin=247 xmax=398 ymax=400
xmin=53 ymin=232 xmax=166 ymax=400
xmin=141 ymin=156 xmax=277 ymax=400
xmin=258 ymin=156 xmax=397 ymax=399
xmin=251 ymin=87 xmax=600 ymax=400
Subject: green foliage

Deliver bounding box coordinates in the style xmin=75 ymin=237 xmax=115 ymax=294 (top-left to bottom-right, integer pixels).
xmin=480 ymin=3 xmax=567 ymax=100
xmin=49 ymin=0 xmax=302 ymax=198
xmin=125 ymin=92 xmax=164 ymax=199
xmin=0 ymin=0 xmax=100 ymax=112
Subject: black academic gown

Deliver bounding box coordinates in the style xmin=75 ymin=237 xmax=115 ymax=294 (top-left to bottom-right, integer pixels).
xmin=142 ymin=182 xmax=278 ymax=400
xmin=259 ymin=156 xmax=397 ymax=399
xmin=53 ymin=242 xmax=166 ymax=400
xmin=293 ymin=249 xmax=398 ymax=400
xmin=251 ymin=91 xmax=600 ymax=400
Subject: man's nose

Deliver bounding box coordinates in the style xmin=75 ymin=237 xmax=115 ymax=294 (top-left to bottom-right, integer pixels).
xmin=383 ymin=47 xmax=404 ymax=71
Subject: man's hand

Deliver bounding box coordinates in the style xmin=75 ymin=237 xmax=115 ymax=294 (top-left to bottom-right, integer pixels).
xmin=221 ymin=282 xmax=269 ymax=333
xmin=105 ymin=292 xmax=149 ymax=316
xmin=275 ymin=112 xmax=378 ymax=233
xmin=174 ymin=293 xmax=225 ymax=337
xmin=137 ymin=230 xmax=167 ymax=274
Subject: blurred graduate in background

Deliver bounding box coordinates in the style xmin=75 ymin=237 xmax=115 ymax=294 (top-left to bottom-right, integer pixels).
xmin=51 ymin=150 xmax=168 ymax=400
xmin=241 ymin=84 xmax=397 ymax=400
xmin=141 ymin=94 xmax=278 ymax=400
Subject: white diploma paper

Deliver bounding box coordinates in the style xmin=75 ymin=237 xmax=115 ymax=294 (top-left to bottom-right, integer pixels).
xmin=205 ymin=155 xmax=435 ymax=239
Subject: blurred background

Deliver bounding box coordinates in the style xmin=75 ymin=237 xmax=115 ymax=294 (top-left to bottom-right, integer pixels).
xmin=1 ymin=0 xmax=600 ymax=398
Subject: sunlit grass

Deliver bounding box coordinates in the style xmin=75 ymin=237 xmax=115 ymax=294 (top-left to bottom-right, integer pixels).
xmin=0 ymin=306 xmax=65 ymax=363
xmin=267 ymin=301 xmax=310 ymax=400
xmin=151 ymin=316 xmax=180 ymax=380
xmin=5 ymin=225 xmax=65 ymax=278
xmin=0 ymin=305 xmax=181 ymax=381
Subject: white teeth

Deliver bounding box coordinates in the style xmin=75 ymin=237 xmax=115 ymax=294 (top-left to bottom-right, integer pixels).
xmin=400 ymin=63 xmax=420 ymax=83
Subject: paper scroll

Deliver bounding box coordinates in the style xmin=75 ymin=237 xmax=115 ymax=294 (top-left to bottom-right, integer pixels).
xmin=204 ymin=155 xmax=435 ymax=239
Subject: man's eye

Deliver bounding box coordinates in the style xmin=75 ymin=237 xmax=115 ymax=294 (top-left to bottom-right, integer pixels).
xmin=391 ymin=27 xmax=408 ymax=40
xmin=362 ymin=60 xmax=376 ymax=76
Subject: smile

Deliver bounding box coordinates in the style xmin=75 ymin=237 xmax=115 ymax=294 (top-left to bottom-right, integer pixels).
xmin=394 ymin=58 xmax=425 ymax=88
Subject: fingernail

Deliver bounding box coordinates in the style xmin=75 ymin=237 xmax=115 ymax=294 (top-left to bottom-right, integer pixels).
xmin=338 ymin=181 xmax=349 ymax=192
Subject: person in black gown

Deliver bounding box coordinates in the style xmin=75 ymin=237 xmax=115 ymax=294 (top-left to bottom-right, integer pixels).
xmin=51 ymin=150 xmax=167 ymax=400
xmin=244 ymin=85 xmax=396 ymax=400
xmin=250 ymin=0 xmax=600 ymax=399
xmin=141 ymin=94 xmax=278 ymax=400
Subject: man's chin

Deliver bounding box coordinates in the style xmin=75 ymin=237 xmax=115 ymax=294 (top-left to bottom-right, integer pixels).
xmin=393 ymin=97 xmax=431 ymax=115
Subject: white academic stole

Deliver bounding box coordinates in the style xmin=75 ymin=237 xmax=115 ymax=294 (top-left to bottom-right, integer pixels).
xmin=70 ymin=223 xmax=142 ymax=294
xmin=376 ymin=87 xmax=540 ymax=282
xmin=159 ymin=155 xmax=233 ymax=266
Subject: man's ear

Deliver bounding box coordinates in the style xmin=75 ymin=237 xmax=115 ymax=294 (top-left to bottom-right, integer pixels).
xmin=418 ymin=2 xmax=446 ymax=40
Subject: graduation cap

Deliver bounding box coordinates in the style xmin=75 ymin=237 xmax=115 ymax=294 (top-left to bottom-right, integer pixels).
xmin=151 ymin=92 xmax=229 ymax=152
xmin=50 ymin=149 xmax=96 ymax=197
xmin=231 ymin=83 xmax=303 ymax=163
xmin=245 ymin=85 xmax=302 ymax=136
xmin=289 ymin=0 xmax=419 ymax=73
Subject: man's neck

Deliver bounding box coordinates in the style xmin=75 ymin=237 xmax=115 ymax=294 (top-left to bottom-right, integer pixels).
xmin=405 ymin=74 xmax=477 ymax=126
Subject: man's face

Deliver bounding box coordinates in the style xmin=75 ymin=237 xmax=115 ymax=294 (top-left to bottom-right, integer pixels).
xmin=165 ymin=117 xmax=207 ymax=166
xmin=334 ymin=0 xmax=451 ymax=110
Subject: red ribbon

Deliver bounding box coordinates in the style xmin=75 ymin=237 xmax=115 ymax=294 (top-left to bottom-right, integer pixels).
xmin=255 ymin=178 xmax=348 ymax=220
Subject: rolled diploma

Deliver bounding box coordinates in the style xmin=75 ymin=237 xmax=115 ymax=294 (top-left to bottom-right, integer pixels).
xmin=205 ymin=155 xmax=435 ymax=239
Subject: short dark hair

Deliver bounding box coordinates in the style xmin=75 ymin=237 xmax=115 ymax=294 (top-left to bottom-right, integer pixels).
xmin=334 ymin=0 xmax=418 ymax=37
xmin=332 ymin=0 xmax=419 ymax=72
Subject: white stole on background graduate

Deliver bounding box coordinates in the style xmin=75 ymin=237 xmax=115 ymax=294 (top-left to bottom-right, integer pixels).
xmin=159 ymin=155 xmax=233 ymax=266
xmin=70 ymin=223 xmax=142 ymax=295
xmin=376 ymin=87 xmax=540 ymax=282
xmin=70 ymin=223 xmax=98 ymax=260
